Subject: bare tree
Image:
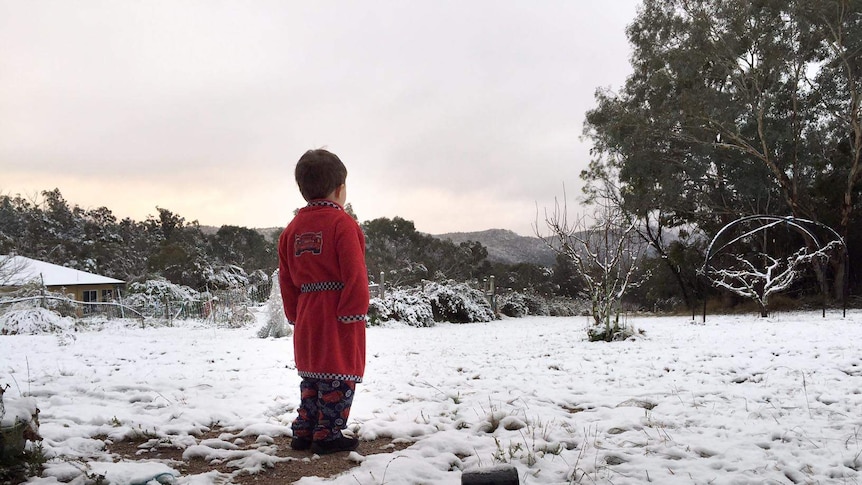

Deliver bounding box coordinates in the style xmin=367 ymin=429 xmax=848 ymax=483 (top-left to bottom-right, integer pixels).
xmin=0 ymin=254 xmax=27 ymax=287
xmin=705 ymin=241 xmax=841 ymax=318
xmin=538 ymin=192 xmax=649 ymax=341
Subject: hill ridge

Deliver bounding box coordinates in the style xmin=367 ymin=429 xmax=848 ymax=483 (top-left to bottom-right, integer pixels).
xmin=435 ymin=228 xmax=556 ymax=266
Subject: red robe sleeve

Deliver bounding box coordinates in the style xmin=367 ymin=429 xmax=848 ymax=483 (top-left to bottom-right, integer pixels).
xmin=277 ymin=229 xmax=300 ymax=325
xmin=335 ymin=218 xmax=369 ymax=323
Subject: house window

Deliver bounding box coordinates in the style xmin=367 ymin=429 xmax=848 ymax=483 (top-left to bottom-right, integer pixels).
xmin=82 ymin=290 xmax=97 ymax=314
xmin=101 ymin=289 xmax=113 ymax=302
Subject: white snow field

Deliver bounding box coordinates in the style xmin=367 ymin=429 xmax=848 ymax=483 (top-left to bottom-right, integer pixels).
xmin=2 ymin=310 xmax=862 ymax=484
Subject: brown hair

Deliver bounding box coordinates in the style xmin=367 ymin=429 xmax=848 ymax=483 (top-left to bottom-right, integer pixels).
xmin=294 ymin=149 xmax=347 ymax=201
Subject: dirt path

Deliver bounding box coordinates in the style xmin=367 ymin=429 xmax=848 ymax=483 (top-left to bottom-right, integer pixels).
xmin=105 ymin=431 xmax=412 ymax=484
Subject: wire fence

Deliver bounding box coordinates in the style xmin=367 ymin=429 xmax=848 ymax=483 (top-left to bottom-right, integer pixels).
xmin=0 ymin=281 xmax=275 ymax=327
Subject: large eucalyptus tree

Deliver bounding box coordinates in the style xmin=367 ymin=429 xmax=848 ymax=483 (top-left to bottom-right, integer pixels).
xmin=585 ymin=0 xmax=862 ymax=298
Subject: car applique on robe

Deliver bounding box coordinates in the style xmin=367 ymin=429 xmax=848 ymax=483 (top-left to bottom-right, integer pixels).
xmin=295 ymin=232 xmax=324 ymax=256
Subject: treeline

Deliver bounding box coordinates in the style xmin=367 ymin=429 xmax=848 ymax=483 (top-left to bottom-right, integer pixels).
xmin=0 ymin=189 xmax=584 ymax=299
xmin=0 ymin=189 xmax=275 ymax=289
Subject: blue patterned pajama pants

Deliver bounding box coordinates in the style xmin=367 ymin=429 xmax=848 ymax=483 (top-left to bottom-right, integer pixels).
xmin=292 ymin=377 xmax=356 ymax=442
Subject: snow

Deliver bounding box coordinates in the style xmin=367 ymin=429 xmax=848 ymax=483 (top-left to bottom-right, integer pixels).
xmin=2 ymin=309 xmax=862 ymax=484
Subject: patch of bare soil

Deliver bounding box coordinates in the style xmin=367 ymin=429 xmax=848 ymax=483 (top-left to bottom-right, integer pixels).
xmin=104 ymin=429 xmax=412 ymax=484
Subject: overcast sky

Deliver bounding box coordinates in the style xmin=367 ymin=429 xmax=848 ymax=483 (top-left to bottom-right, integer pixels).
xmin=0 ymin=1 xmax=639 ymax=236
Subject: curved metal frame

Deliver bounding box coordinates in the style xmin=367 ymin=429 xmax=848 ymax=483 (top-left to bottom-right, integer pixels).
xmin=701 ymin=215 xmax=848 ymax=319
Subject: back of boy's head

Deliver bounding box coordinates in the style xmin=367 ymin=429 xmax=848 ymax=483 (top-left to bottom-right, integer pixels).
xmin=295 ymin=149 xmax=348 ymax=201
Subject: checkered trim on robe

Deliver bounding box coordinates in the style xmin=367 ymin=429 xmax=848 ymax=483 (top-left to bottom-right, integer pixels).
xmin=300 ymin=281 xmax=345 ymax=293
xmin=307 ymin=200 xmax=343 ymax=210
xmin=299 ymin=370 xmax=363 ymax=383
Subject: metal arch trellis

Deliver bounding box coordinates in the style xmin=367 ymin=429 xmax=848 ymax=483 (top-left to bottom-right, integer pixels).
xmin=701 ymin=215 xmax=848 ymax=320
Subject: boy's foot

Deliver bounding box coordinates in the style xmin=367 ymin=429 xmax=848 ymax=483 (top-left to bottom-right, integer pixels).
xmin=311 ymin=436 xmax=359 ymax=455
xmin=290 ymin=437 xmax=312 ymax=450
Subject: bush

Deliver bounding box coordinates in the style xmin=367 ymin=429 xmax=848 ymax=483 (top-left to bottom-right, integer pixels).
xmin=497 ymin=290 xmax=583 ymax=318
xmin=522 ymin=290 xmax=550 ymax=316
xmin=424 ymin=281 xmax=495 ymax=323
xmin=203 ymin=264 xmax=250 ymax=290
xmin=368 ymin=289 xmax=434 ymax=327
xmin=125 ymin=278 xmax=199 ymax=317
xmin=0 ymin=387 xmax=44 ymax=483
xmin=546 ymin=297 xmax=584 ymax=317
xmin=0 ymin=308 xmax=73 ymax=335
xmin=498 ymin=292 xmax=528 ymax=318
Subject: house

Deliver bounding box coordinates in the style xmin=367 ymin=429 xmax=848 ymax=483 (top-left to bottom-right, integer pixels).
xmin=0 ymin=254 xmax=125 ymax=303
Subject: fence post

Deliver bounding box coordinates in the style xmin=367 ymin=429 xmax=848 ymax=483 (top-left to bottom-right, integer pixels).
xmin=165 ymin=296 xmax=172 ymax=326
xmin=39 ymin=274 xmax=46 ymax=309
xmin=117 ymin=286 xmax=126 ymax=319
xmin=379 ymin=272 xmax=385 ymax=298
xmin=489 ymin=275 xmax=497 ymax=314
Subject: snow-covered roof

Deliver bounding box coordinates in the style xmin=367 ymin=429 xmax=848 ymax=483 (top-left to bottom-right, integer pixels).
xmin=0 ymin=254 xmax=124 ymax=286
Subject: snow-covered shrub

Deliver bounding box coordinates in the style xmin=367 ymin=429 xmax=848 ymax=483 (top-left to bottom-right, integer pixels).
xmin=247 ymin=269 xmax=272 ymax=303
xmin=0 ymin=386 xmax=43 ymax=483
xmin=546 ymin=297 xmax=585 ymax=317
xmin=368 ymin=288 xmax=434 ymax=327
xmin=524 ymin=291 xmax=550 ymax=316
xmin=498 ymin=292 xmax=528 ymax=318
xmin=367 ymin=297 xmax=391 ymax=325
xmin=204 ymin=264 xmax=250 ymax=290
xmin=126 ymin=278 xmax=198 ymax=305
xmin=424 ymin=281 xmax=495 ymax=323
xmin=124 ymin=278 xmax=201 ymax=319
xmin=587 ymin=321 xmax=644 ymax=342
xmin=258 ymin=270 xmax=291 ymax=338
xmin=0 ymin=307 xmax=72 ymax=335
xmin=498 ymin=291 xmax=583 ymax=318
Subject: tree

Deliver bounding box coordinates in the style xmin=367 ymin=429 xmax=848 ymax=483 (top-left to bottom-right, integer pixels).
xmin=0 ymin=254 xmax=26 ymax=286
xmin=701 ymin=215 xmax=846 ymax=316
xmin=550 ymin=253 xmax=584 ymax=298
xmin=145 ymin=208 xmax=211 ymax=288
xmin=210 ymin=225 xmax=276 ymax=272
xmin=362 ymin=217 xmax=492 ymax=286
xmin=584 ymin=0 xmax=862 ymax=299
xmin=705 ymin=247 xmax=832 ymax=316
xmin=539 ymin=194 xmax=649 ymax=341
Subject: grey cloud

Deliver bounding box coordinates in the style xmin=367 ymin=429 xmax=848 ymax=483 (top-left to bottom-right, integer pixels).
xmin=0 ymin=0 xmax=638 ymax=234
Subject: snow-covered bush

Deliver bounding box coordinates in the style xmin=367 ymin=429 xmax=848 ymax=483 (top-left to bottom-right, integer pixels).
xmin=0 ymin=307 xmax=72 ymax=335
xmin=498 ymin=292 xmax=528 ymax=318
xmin=368 ymin=288 xmax=434 ymax=327
xmin=546 ymin=297 xmax=585 ymax=317
xmin=498 ymin=291 xmax=584 ymax=318
xmin=523 ymin=290 xmax=550 ymax=316
xmin=0 ymin=386 xmax=43 ymax=483
xmin=424 ymin=281 xmax=495 ymax=323
xmin=124 ymin=278 xmax=200 ymax=318
xmin=204 ymin=264 xmax=250 ymax=290
xmin=258 ymin=270 xmax=291 ymax=338
xmin=247 ymin=269 xmax=272 ymax=303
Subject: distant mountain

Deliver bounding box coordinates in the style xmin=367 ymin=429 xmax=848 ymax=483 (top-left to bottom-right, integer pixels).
xmin=435 ymin=229 xmax=557 ymax=266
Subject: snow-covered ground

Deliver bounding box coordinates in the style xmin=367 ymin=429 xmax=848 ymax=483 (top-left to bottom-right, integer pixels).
xmin=2 ymin=309 xmax=862 ymax=484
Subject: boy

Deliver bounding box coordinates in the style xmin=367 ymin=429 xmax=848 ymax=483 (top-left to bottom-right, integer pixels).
xmin=278 ymin=148 xmax=369 ymax=455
